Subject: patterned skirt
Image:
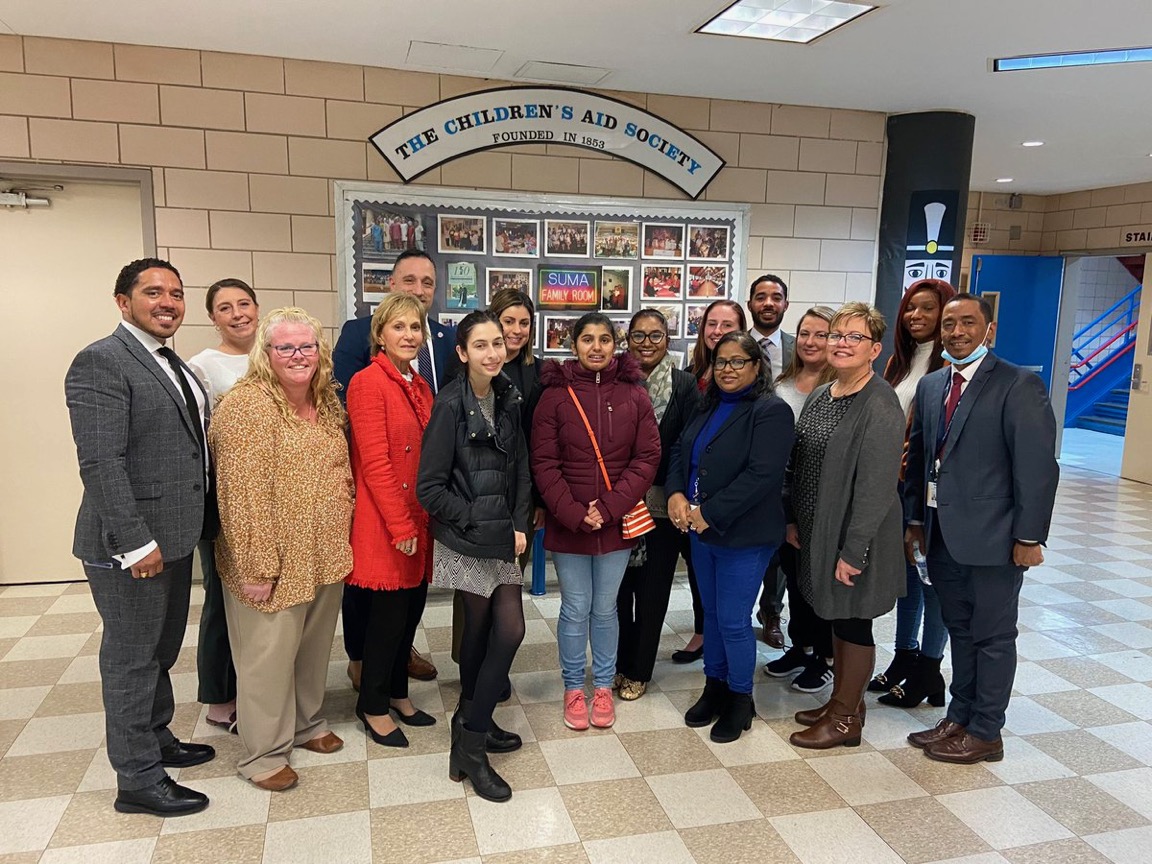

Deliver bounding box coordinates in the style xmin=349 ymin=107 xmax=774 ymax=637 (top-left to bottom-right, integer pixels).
xmin=431 ymin=540 xmax=523 ymax=598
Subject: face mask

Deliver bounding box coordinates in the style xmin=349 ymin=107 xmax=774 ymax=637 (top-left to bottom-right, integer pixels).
xmin=940 ymin=324 xmax=992 ymax=366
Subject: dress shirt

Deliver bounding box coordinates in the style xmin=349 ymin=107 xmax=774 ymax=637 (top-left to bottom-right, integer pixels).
xmin=755 ymin=328 xmax=783 ymax=377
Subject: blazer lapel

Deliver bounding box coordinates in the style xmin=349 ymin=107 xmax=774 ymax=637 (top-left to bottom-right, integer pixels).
xmin=113 ymin=325 xmax=200 ymax=441
xmin=709 ymin=400 xmax=753 ymax=444
xmin=922 ymin=369 xmax=947 ymax=460
xmin=940 ymin=354 xmax=997 ymax=462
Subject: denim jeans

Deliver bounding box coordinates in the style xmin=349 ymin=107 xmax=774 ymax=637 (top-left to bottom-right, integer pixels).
xmin=893 ymin=560 xmax=949 ymax=659
xmin=689 ymin=535 xmax=776 ymax=695
xmin=554 ymin=550 xmax=632 ymax=690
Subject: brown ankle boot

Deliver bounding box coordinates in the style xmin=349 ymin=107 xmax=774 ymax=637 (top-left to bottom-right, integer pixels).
xmin=794 ymin=699 xmax=866 ymax=727
xmin=790 ymin=638 xmax=875 ymax=750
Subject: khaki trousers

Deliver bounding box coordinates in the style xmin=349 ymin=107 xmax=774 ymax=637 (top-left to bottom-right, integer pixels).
xmin=224 ymin=582 xmax=342 ymax=779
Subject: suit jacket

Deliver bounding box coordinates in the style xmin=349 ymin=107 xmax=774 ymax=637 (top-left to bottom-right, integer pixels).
xmin=904 ymin=352 xmax=1059 ymax=567
xmin=66 ymin=324 xmax=208 ymax=563
xmin=333 ymin=314 xmax=460 ymax=399
xmin=781 ymin=331 xmax=796 ymax=371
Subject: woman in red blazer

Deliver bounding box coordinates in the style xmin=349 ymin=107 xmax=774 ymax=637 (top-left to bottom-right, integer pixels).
xmin=346 ymin=292 xmax=435 ymax=749
xmin=532 ymin=312 xmax=660 ymax=732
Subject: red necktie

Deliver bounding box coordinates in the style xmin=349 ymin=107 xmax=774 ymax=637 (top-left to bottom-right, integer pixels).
xmin=944 ymin=370 xmax=964 ymax=428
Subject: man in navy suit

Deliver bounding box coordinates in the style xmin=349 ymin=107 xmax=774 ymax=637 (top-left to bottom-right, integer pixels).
xmin=903 ymin=294 xmax=1058 ymax=764
xmin=334 ymin=248 xmax=460 ymax=686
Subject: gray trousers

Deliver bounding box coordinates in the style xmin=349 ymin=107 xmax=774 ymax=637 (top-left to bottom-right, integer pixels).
xmin=85 ymin=553 xmax=193 ymax=791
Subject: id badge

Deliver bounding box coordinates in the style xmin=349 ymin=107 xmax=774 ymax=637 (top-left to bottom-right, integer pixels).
xmin=927 ymin=481 xmax=938 ymax=509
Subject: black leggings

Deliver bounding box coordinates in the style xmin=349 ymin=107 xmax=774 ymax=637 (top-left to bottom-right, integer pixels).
xmin=831 ymin=617 xmax=875 ymax=647
xmin=357 ymin=582 xmax=427 ymax=715
xmin=459 ymin=584 xmax=525 ymax=734
xmin=781 ymin=544 xmax=833 ymax=659
xmin=617 ymin=518 xmax=681 ymax=682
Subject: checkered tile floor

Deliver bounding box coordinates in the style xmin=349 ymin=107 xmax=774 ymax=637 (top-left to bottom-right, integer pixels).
xmin=2 ymin=465 xmax=1152 ymax=863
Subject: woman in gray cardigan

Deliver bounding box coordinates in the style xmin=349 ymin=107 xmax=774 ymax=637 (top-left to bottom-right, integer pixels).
xmin=784 ymin=302 xmax=906 ymax=750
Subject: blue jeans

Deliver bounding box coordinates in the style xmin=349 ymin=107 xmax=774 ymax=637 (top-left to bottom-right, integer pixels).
xmin=690 ymin=535 xmax=776 ymax=695
xmin=554 ymin=550 xmax=632 ymax=690
xmin=894 ymin=559 xmax=949 ymax=659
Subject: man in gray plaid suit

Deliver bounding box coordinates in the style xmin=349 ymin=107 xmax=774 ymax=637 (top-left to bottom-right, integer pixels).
xmin=65 ymin=258 xmax=216 ymax=817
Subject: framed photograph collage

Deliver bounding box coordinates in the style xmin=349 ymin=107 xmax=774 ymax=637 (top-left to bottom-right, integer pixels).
xmin=338 ymin=183 xmax=749 ymax=357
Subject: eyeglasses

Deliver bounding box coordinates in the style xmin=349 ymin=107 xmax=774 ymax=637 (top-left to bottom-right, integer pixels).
xmin=270 ymin=343 xmax=319 ymax=358
xmin=629 ymin=330 xmax=666 ymax=344
xmin=827 ymin=332 xmax=876 ymax=346
xmin=714 ymin=357 xmax=754 ymax=371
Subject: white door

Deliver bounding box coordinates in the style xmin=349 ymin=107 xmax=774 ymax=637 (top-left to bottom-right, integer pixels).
xmin=0 ymin=180 xmax=145 ymax=584
xmin=1121 ymin=252 xmax=1152 ymax=484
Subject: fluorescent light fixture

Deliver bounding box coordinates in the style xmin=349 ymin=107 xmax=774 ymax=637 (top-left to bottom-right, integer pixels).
xmin=698 ymin=0 xmax=876 ymax=44
xmin=1022 ymin=141 xmax=1044 ymax=147
xmin=995 ymin=46 xmax=1152 ymax=72
xmin=996 ymin=178 xmax=1014 ymax=183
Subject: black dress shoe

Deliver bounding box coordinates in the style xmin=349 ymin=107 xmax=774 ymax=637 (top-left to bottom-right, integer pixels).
xmin=357 ymin=708 xmax=409 ymax=748
xmin=159 ymin=740 xmax=216 ymax=768
xmin=392 ymin=706 xmax=437 ymax=727
xmin=115 ymin=776 xmax=208 ymax=817
xmin=671 ymin=645 xmax=704 ymax=664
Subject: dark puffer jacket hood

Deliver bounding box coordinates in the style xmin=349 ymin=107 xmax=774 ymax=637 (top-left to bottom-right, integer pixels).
xmin=538 ymin=352 xmax=645 ymax=389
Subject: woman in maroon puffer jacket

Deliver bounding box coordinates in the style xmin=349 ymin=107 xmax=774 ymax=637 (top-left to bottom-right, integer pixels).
xmin=532 ymin=312 xmax=661 ymax=731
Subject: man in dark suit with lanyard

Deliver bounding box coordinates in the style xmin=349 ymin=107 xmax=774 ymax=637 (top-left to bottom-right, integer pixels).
xmin=903 ymin=293 xmax=1058 ymax=764
xmin=334 ymin=248 xmax=461 ymax=686
xmin=65 ymin=258 xmax=216 ymax=816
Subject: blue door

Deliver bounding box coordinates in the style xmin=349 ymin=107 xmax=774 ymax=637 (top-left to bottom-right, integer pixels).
xmin=971 ymin=255 xmax=1065 ymax=390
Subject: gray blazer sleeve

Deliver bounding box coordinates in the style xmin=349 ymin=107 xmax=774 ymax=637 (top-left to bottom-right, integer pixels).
xmin=65 ymin=346 xmax=153 ymax=554
xmin=840 ymin=387 xmax=905 ymax=569
xmin=1006 ymin=371 xmax=1059 ymax=543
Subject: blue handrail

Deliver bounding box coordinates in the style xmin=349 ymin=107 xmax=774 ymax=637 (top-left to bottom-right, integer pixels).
xmin=1069 ymin=285 xmax=1141 ymax=385
xmin=1072 ymin=286 xmax=1141 ymax=342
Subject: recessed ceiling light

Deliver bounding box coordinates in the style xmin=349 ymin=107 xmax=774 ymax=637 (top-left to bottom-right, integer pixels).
xmin=995 ymin=46 xmax=1152 ymax=72
xmin=698 ymin=0 xmax=877 ymax=45
xmin=1022 ymin=141 xmax=1044 ymax=147
xmin=996 ymin=178 xmax=1014 ymax=183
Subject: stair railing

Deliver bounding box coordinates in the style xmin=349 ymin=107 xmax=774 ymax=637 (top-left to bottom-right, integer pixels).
xmin=1069 ymin=285 xmax=1141 ymax=390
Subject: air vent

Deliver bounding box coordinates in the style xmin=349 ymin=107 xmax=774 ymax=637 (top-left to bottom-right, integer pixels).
xmin=405 ymin=41 xmax=503 ymax=74
xmin=514 ymin=61 xmax=612 ymax=87
xmin=971 ymin=222 xmax=991 ymax=244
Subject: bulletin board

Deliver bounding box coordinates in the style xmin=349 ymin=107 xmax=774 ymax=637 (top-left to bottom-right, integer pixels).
xmin=335 ymin=182 xmax=750 ymax=356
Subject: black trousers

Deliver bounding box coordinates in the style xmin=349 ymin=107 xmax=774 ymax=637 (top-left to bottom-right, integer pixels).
xmin=342 ymin=581 xmax=373 ymax=662
xmin=780 ymin=543 xmax=834 ymax=659
xmin=757 ymin=550 xmax=787 ymax=620
xmin=195 ymin=538 xmax=236 ymax=705
xmin=86 ymin=553 xmax=193 ymax=790
xmin=928 ymin=521 xmax=1023 ymax=741
xmin=357 ymin=582 xmax=428 ymax=715
xmin=617 ymin=518 xmax=682 ymax=682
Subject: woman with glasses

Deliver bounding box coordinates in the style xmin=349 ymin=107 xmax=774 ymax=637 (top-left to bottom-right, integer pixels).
xmin=346 ymin=293 xmax=436 ymax=749
xmin=614 ymin=309 xmax=699 ymax=701
xmin=667 ymin=333 xmax=794 ymax=743
xmin=785 ymin=302 xmax=906 ymax=750
xmin=210 ymin=308 xmax=352 ymax=791
xmin=762 ymin=306 xmax=838 ymax=693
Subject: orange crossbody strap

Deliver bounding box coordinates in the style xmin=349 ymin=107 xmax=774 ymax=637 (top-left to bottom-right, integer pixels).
xmin=567 ymin=386 xmax=613 ymax=491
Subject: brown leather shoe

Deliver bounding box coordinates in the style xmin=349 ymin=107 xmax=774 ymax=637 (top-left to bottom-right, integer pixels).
xmin=251 ymin=765 xmax=298 ymax=792
xmin=299 ymin=732 xmax=344 ymax=754
xmin=907 ymin=719 xmax=966 ymax=750
xmin=758 ymin=611 xmax=785 ymax=649
xmin=925 ymin=732 xmax=1004 ymax=764
xmin=408 ymin=647 xmax=438 ymax=681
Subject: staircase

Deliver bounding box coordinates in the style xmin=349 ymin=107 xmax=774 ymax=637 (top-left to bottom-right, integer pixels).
xmin=1075 ymin=387 xmax=1130 ymax=435
xmin=1065 ymin=284 xmax=1140 ymax=436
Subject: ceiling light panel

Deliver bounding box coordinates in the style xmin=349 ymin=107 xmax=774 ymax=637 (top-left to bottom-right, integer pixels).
xmin=699 ymin=0 xmax=876 ymax=44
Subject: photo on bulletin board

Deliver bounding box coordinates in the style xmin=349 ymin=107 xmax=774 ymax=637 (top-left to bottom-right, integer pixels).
xmin=641 ymin=264 xmax=684 ymax=301
xmin=685 ymin=303 xmax=709 ymax=338
xmin=606 ymin=315 xmax=632 ymax=349
xmin=438 ymin=214 xmax=487 ymax=255
xmin=439 ymin=311 xmax=468 ymax=328
xmin=593 ymin=221 xmax=640 ymax=259
xmin=485 ymin=268 xmax=533 ymax=304
xmin=493 ymin=218 xmax=540 ymax=257
xmin=642 ymin=222 xmax=685 ymax=259
xmin=687 ymin=224 xmax=730 ymax=261
xmin=537 ymin=266 xmax=600 ymax=311
xmin=687 ymin=264 xmax=729 ymax=299
xmin=542 ymin=314 xmax=581 ymax=353
xmin=600 ymin=267 xmax=632 ymax=312
xmin=360 ymin=206 xmax=427 ymax=261
xmin=652 ymin=304 xmax=683 ymax=339
xmin=545 ymin=219 xmax=591 ymax=257
xmin=362 ymin=263 xmax=393 ymax=292
xmin=445 ymin=261 xmax=480 ymax=309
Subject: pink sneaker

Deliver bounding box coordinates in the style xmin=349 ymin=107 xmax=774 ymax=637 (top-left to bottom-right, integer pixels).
xmin=563 ymin=689 xmax=589 ymax=730
xmin=590 ymin=687 xmax=615 ymax=728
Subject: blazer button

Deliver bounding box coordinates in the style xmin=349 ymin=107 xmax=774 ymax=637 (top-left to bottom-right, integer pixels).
xmin=469 ymin=410 xmax=475 ymax=415
xmin=193 ymin=450 xmax=201 ymax=459
xmin=470 ymin=432 xmax=476 ymax=438
xmin=405 ymin=445 xmax=411 ymax=452
xmin=193 ymin=483 xmax=202 ymax=491
xmin=699 ymin=468 xmax=707 ymax=477
xmin=402 ymin=483 xmax=409 ymax=490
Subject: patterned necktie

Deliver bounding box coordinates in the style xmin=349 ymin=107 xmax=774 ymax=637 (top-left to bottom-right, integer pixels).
xmin=944 ymin=370 xmax=965 ymax=428
xmin=416 ymin=342 xmax=436 ymax=395
xmin=760 ymin=338 xmax=774 ymax=378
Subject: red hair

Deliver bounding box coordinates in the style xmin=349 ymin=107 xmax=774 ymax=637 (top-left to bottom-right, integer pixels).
xmin=883 ymin=278 xmax=955 ymax=386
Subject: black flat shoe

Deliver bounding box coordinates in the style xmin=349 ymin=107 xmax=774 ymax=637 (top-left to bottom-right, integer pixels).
xmin=115 ymin=776 xmax=208 ymax=817
xmin=159 ymin=740 xmax=216 ymax=768
xmin=357 ymin=709 xmax=409 ymax=748
xmin=392 ymin=707 xmax=437 ymax=727
xmin=671 ymin=645 xmax=704 ymax=664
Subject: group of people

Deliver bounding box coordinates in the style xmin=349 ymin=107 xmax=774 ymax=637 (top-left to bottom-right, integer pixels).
xmin=65 ymin=252 xmax=1058 ymax=819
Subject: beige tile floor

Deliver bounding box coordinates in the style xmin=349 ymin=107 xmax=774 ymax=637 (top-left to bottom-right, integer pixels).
xmin=3 ymin=465 xmax=1152 ymax=863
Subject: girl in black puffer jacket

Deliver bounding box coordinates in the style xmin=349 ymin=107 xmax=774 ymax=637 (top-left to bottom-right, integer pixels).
xmin=417 ymin=311 xmax=531 ymax=804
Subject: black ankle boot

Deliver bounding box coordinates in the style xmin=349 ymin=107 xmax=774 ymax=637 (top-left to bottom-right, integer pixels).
xmin=710 ymin=692 xmax=754 ymax=743
xmin=450 ymin=727 xmax=511 ymax=802
xmin=878 ymin=655 xmax=946 ymax=708
xmin=868 ymin=648 xmax=920 ymax=693
xmin=454 ymin=696 xmax=522 ymax=753
xmin=685 ymin=677 xmax=730 ymax=728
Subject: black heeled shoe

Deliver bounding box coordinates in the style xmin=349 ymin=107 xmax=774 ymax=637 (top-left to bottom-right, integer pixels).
xmin=878 ymin=655 xmax=946 ymax=708
xmin=672 ymin=644 xmax=704 ymax=664
xmin=357 ymin=708 xmax=409 ymax=748
xmin=868 ymin=648 xmax=919 ymax=693
xmin=684 ymin=677 xmax=730 ymax=727
xmin=710 ymin=692 xmax=755 ymax=743
xmin=392 ymin=705 xmax=437 ymax=727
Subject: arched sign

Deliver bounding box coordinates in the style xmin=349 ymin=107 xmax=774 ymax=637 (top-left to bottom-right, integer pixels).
xmin=369 ymin=86 xmax=726 ymax=199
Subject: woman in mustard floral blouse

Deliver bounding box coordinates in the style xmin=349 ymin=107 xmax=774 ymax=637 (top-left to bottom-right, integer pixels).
xmin=209 ymin=307 xmax=354 ymax=793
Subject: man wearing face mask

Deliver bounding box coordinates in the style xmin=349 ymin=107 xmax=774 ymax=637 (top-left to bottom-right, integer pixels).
xmin=903 ymin=294 xmax=1058 ymax=764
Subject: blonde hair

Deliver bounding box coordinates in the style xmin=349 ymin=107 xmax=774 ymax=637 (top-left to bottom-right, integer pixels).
xmin=831 ymin=301 xmax=887 ymax=343
xmin=369 ymin=293 xmax=429 ymax=358
xmin=237 ymin=307 xmax=344 ymax=429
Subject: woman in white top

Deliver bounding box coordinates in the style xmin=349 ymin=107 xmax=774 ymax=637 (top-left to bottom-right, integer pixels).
xmin=868 ymin=277 xmax=956 ymax=708
xmin=762 ymin=306 xmax=838 ymax=691
xmin=187 ymin=278 xmax=260 ymax=730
